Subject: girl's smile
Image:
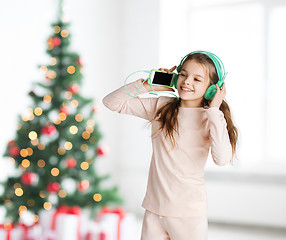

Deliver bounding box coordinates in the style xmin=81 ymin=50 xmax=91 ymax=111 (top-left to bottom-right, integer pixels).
xmin=177 ymin=60 xmax=210 ymax=108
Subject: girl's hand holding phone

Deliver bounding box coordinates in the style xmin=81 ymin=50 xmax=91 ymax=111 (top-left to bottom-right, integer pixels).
xmin=142 ymin=66 xmax=177 ymax=92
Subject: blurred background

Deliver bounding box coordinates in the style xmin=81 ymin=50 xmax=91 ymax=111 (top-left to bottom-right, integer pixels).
xmin=0 ymin=0 xmax=286 ymax=239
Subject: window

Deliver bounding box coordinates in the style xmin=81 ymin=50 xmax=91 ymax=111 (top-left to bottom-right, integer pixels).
xmin=159 ymin=0 xmax=286 ymax=172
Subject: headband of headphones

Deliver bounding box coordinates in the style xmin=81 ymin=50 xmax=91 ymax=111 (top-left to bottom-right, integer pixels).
xmin=177 ymin=50 xmax=225 ymax=81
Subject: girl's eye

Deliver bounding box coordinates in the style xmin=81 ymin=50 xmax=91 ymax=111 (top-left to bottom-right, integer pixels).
xmin=179 ymin=73 xmax=186 ymax=77
xmin=195 ymin=78 xmax=201 ymax=82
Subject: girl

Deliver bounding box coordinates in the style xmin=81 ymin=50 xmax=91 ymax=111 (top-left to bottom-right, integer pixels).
xmin=102 ymin=51 xmax=238 ymax=240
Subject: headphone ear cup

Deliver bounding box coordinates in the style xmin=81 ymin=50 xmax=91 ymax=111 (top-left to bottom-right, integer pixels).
xmin=176 ymin=65 xmax=182 ymax=74
xmin=204 ymin=84 xmax=217 ymax=101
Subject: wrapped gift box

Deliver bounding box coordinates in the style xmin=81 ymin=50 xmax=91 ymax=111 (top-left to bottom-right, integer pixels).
xmin=0 ymin=223 xmax=41 ymax=240
xmin=86 ymin=207 xmax=137 ymax=240
xmin=39 ymin=205 xmax=82 ymax=240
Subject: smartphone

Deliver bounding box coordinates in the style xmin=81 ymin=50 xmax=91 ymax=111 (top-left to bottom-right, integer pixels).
xmin=147 ymin=69 xmax=177 ymax=88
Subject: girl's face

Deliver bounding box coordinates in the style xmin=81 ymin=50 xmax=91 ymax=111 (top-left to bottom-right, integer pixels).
xmin=177 ymin=59 xmax=210 ymax=108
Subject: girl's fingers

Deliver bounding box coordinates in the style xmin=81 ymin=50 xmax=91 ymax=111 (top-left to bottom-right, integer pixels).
xmin=159 ymin=68 xmax=169 ymax=73
xmin=170 ymin=66 xmax=177 ymax=72
xmin=159 ymin=66 xmax=177 ymax=74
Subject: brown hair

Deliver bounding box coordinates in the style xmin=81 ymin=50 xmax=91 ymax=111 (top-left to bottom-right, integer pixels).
xmin=149 ymin=53 xmax=238 ymax=163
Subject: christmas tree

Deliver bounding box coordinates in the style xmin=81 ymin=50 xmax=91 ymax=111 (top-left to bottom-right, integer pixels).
xmin=0 ymin=1 xmax=122 ymax=224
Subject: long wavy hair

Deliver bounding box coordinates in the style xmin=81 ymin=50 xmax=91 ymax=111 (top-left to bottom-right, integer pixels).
xmin=149 ymin=53 xmax=239 ymax=163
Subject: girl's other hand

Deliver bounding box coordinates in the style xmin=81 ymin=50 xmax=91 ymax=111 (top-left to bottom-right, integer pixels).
xmin=208 ymin=82 xmax=226 ymax=108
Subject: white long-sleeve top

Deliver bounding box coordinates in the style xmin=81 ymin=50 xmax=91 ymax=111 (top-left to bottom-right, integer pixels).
xmin=103 ymin=79 xmax=232 ymax=218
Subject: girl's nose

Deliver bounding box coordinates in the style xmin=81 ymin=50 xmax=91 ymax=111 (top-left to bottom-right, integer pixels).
xmin=183 ymin=79 xmax=191 ymax=85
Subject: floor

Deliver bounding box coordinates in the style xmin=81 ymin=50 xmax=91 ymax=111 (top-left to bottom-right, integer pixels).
xmin=133 ymin=218 xmax=286 ymax=240
xmin=208 ymin=223 xmax=286 ymax=240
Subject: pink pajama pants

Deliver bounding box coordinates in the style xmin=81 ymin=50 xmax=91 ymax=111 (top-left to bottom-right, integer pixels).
xmin=140 ymin=210 xmax=208 ymax=240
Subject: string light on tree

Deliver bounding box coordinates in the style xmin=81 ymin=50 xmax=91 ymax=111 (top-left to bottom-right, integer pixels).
xmin=9 ymin=157 xmax=15 ymax=164
xmin=47 ymin=70 xmax=57 ymax=79
xmin=51 ymin=168 xmax=60 ymax=176
xmin=58 ymin=112 xmax=67 ymax=121
xmin=31 ymin=139 xmax=39 ymax=146
xmin=43 ymin=95 xmax=52 ymax=103
xmin=15 ymin=188 xmax=24 ymax=197
xmin=93 ymin=193 xmax=102 ymax=202
xmin=50 ymin=57 xmax=57 ymax=66
xmin=58 ymin=190 xmax=67 ymax=198
xmin=64 ymin=91 xmax=72 ymax=99
xmin=80 ymin=161 xmax=89 ymax=170
xmin=40 ymin=66 xmax=48 ymax=73
xmin=37 ymin=143 xmax=46 ymax=150
xmin=29 ymin=131 xmax=37 ymax=141
xmin=67 ymin=65 xmax=75 ymax=74
xmin=71 ymin=100 xmax=79 ymax=108
xmin=61 ymin=29 xmax=69 ymax=38
xmin=54 ymin=25 xmax=61 ymax=34
xmin=81 ymin=144 xmax=88 ymax=152
xmin=21 ymin=159 xmax=30 ymax=168
xmin=34 ymin=107 xmax=43 ymax=116
xmin=20 ymin=149 xmax=29 ymax=158
xmin=82 ymin=131 xmax=90 ymax=140
xmin=26 ymin=147 xmax=33 ymax=156
xmin=43 ymin=202 xmax=52 ymax=210
xmin=64 ymin=141 xmax=72 ymax=150
xmin=69 ymin=125 xmax=78 ymax=134
xmin=37 ymin=159 xmax=45 ymax=168
xmin=57 ymin=147 xmax=66 ymax=155
xmin=75 ymin=114 xmax=83 ymax=122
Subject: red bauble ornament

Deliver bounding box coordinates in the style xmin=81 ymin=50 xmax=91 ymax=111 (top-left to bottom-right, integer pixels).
xmin=8 ymin=140 xmax=15 ymax=146
xmin=66 ymin=158 xmax=77 ymax=168
xmin=76 ymin=58 xmax=83 ymax=66
xmin=8 ymin=140 xmax=20 ymax=157
xmin=41 ymin=124 xmax=57 ymax=135
xmin=52 ymin=37 xmax=61 ymax=47
xmin=59 ymin=107 xmax=69 ymax=115
xmin=96 ymin=147 xmax=107 ymax=156
xmin=47 ymin=182 xmax=61 ymax=193
xmin=21 ymin=172 xmax=37 ymax=185
xmin=68 ymin=84 xmax=80 ymax=94
xmin=78 ymin=180 xmax=89 ymax=192
xmin=92 ymin=105 xmax=100 ymax=113
xmin=9 ymin=146 xmax=20 ymax=157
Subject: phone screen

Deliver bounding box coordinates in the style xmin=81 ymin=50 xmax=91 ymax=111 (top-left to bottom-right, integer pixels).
xmin=152 ymin=72 xmax=173 ymax=86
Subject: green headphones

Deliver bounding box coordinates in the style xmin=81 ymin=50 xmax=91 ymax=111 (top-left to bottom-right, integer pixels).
xmin=173 ymin=50 xmax=227 ymax=101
